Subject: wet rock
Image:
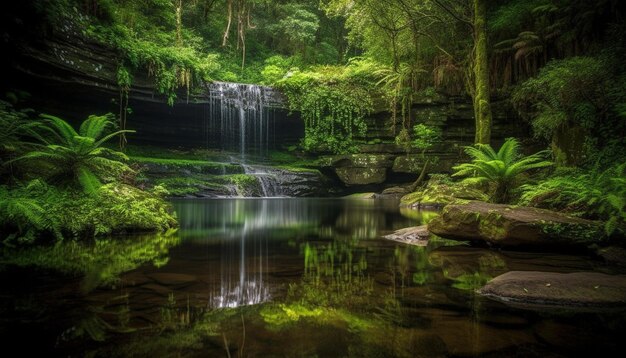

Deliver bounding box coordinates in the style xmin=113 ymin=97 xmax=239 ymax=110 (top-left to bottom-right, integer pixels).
xmin=384 ymin=225 xmax=430 ymax=246
xmin=478 ymin=271 xmax=626 ymax=307
xmin=428 ymin=201 xmax=605 ymax=247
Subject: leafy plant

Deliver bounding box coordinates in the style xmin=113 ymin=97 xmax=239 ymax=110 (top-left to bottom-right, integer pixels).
xmin=278 ymin=65 xmax=375 ymax=154
xmin=14 ymin=114 xmax=135 ymax=194
xmin=519 ymin=163 xmax=626 ymax=235
xmin=452 ymin=138 xmax=552 ymax=203
xmin=0 ymin=181 xmax=56 ymax=245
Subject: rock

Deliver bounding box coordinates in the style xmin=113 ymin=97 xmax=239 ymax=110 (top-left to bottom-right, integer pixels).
xmin=383 ymin=225 xmax=430 ymax=246
xmin=319 ymin=154 xmax=393 ymax=186
xmin=335 ymin=167 xmax=387 ymax=185
xmin=320 ymin=154 xmax=395 ymax=168
xmin=427 ymin=201 xmax=605 ymax=247
xmin=381 ymin=186 xmax=409 ymax=195
xmin=392 ymin=156 xmax=422 ymax=173
xmin=478 ymin=271 xmax=626 ymax=307
xmin=400 ymin=184 xmax=488 ymax=207
xmin=344 ymin=192 xmax=377 ymax=199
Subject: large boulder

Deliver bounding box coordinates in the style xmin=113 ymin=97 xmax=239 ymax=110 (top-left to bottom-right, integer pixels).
xmin=478 ymin=271 xmax=626 ymax=307
xmin=427 ymin=201 xmax=604 ymax=247
xmin=320 ymin=154 xmax=393 ymax=185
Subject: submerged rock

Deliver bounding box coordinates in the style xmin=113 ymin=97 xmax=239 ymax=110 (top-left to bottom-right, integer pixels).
xmin=478 ymin=271 xmax=626 ymax=307
xmin=428 ymin=201 xmax=604 ymax=247
xmin=383 ymin=225 xmax=430 ymax=246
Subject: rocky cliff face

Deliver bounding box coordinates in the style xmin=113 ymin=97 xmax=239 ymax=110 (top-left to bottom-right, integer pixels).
xmin=320 ymin=97 xmax=529 ymax=188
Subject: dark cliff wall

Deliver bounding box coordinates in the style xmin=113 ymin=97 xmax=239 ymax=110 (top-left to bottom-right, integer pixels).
xmin=1 ymin=20 xmax=304 ymax=149
xmin=3 ymin=19 xmax=528 ymax=184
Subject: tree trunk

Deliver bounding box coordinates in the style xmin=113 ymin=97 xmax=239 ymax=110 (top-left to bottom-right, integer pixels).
xmin=472 ymin=0 xmax=492 ymax=145
xmin=408 ymin=158 xmax=430 ymax=192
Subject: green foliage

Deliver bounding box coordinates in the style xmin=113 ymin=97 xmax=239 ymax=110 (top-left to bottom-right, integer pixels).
xmin=412 ymin=124 xmax=442 ymax=152
xmin=513 ymin=55 xmax=626 ymax=164
xmin=1 ymin=180 xmax=176 ymax=244
xmin=271 ymin=5 xmax=320 ymax=57
xmin=0 ymin=181 xmax=56 ymax=245
xmin=14 ymin=114 xmax=135 ymax=194
xmin=453 ymin=138 xmax=552 ymax=203
xmin=0 ymin=101 xmax=38 ymax=173
xmin=519 ymin=163 xmax=626 ymax=235
xmin=277 ymin=60 xmax=379 ymax=154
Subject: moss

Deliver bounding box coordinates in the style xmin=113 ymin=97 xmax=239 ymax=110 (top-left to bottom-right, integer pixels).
xmin=401 ymin=183 xmax=488 ymax=206
xmin=131 ymin=156 xmax=243 ymax=174
xmin=228 ymin=174 xmax=261 ymax=196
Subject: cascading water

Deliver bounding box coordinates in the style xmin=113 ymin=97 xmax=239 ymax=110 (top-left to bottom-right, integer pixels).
xmin=242 ymin=164 xmax=283 ymax=197
xmin=205 ymin=82 xmax=281 ymax=158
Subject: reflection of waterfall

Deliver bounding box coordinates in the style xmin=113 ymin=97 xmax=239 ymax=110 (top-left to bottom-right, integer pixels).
xmin=206 ymin=82 xmax=280 ymax=157
xmin=242 ymin=164 xmax=283 ymax=197
xmin=211 ymin=228 xmax=270 ymax=308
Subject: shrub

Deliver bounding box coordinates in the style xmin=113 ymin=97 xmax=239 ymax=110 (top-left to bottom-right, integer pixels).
xmin=452 ymin=138 xmax=552 ymax=203
xmin=519 ymin=163 xmax=626 ymax=235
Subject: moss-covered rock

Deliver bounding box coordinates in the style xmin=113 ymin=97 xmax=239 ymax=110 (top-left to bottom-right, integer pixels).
xmin=400 ymin=184 xmax=489 ymax=207
xmin=428 ymin=201 xmax=605 ymax=247
xmin=392 ymin=156 xmax=422 ymax=174
xmin=335 ymin=167 xmax=387 ymax=185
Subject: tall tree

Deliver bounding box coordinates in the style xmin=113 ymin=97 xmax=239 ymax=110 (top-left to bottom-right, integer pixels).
xmin=470 ymin=0 xmax=492 ymax=144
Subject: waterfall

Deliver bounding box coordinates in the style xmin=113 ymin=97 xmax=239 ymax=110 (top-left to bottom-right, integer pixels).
xmin=242 ymin=164 xmax=283 ymax=197
xmin=206 ymin=82 xmax=280 ymax=157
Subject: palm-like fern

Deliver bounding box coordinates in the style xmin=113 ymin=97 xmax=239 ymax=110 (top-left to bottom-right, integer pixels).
xmin=452 ymin=138 xmax=552 ymax=203
xmin=14 ymin=114 xmax=135 ymax=194
xmin=0 ymin=181 xmax=55 ymax=244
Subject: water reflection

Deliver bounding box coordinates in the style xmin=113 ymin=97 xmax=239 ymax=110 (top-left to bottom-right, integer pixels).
xmin=6 ymin=198 xmax=623 ymax=357
xmin=171 ymin=198 xmax=416 ymax=309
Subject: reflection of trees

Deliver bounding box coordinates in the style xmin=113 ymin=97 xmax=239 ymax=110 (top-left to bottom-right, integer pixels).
xmin=1 ymin=231 xmax=181 ymax=292
xmin=295 ymin=240 xmax=373 ymax=307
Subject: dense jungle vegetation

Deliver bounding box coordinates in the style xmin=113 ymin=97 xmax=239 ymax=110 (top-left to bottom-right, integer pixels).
xmin=1 ymin=0 xmax=625 ymax=244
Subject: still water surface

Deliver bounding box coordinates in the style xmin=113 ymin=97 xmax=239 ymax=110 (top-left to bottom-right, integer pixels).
xmin=1 ymin=198 xmax=625 ymax=357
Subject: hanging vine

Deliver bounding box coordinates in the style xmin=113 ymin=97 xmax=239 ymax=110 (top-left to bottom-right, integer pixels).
xmin=116 ymin=65 xmax=132 ymax=151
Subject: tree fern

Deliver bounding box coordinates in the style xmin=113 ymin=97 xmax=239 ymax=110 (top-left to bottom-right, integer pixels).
xmin=453 ymin=138 xmax=552 ymax=203
xmin=12 ymin=114 xmax=135 ymax=194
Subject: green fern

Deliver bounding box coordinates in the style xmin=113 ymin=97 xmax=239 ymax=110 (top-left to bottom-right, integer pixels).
xmin=520 ymin=163 xmax=626 ymax=235
xmin=12 ymin=114 xmax=135 ymax=194
xmin=0 ymin=181 xmax=59 ymax=244
xmin=453 ymin=138 xmax=552 ymax=203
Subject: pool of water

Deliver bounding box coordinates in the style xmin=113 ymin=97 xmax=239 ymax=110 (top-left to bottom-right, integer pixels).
xmin=1 ymin=198 xmax=625 ymax=357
